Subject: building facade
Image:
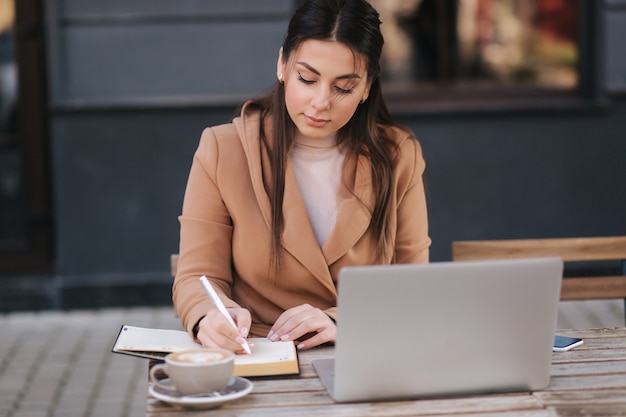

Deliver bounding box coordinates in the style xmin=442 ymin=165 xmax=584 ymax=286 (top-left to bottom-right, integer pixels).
xmin=1 ymin=0 xmax=625 ymax=310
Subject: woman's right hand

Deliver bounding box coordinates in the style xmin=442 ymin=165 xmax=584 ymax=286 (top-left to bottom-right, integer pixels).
xmin=196 ymin=306 xmax=252 ymax=353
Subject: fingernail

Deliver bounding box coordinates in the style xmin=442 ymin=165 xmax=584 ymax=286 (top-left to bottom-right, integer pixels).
xmin=280 ymin=334 xmax=290 ymax=341
xmin=267 ymin=331 xmax=275 ymax=340
xmin=236 ymin=336 xmax=246 ymax=344
xmin=240 ymin=327 xmax=248 ymax=337
xmin=297 ymin=343 xmax=305 ymax=350
xmin=270 ymin=333 xmax=279 ymax=342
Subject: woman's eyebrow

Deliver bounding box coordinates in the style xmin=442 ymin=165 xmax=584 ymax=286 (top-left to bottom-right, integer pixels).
xmin=296 ymin=61 xmax=361 ymax=80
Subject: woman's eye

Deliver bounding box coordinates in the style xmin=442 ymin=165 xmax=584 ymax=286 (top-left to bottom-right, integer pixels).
xmin=298 ymin=73 xmax=314 ymax=84
xmin=335 ymin=86 xmax=353 ymax=94
xmin=296 ymin=72 xmax=353 ymax=94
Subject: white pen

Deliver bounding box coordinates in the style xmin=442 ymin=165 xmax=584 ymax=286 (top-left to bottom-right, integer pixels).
xmin=199 ymin=275 xmax=252 ymax=354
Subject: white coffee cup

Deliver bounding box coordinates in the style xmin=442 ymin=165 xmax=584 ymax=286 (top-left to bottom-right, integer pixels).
xmin=149 ymin=348 xmax=235 ymax=395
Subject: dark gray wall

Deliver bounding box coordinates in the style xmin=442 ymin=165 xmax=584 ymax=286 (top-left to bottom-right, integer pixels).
xmin=606 ymin=0 xmax=626 ymax=93
xmin=40 ymin=0 xmax=626 ymax=308
xmin=400 ymin=101 xmax=626 ymax=261
xmin=46 ymin=0 xmax=293 ymax=300
xmin=51 ymin=109 xmax=232 ymax=279
xmin=47 ymin=0 xmax=292 ymax=106
xmin=51 ymin=99 xmax=626 ymax=276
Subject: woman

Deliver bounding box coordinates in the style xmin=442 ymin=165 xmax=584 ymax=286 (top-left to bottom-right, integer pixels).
xmin=173 ymin=0 xmax=430 ymax=352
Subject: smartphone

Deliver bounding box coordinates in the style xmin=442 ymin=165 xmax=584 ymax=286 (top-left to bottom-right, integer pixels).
xmin=553 ymin=335 xmax=583 ymax=352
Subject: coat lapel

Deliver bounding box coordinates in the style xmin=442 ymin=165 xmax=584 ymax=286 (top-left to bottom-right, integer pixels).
xmin=235 ymin=110 xmax=335 ymax=291
xmin=322 ymin=153 xmax=373 ymax=264
xmin=235 ymin=108 xmax=373 ymax=289
xmin=282 ymin=158 xmax=337 ymax=291
xmin=234 ymin=112 xmax=272 ymax=229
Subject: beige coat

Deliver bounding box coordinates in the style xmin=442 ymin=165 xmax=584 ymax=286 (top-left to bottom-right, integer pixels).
xmin=173 ymin=104 xmax=430 ymax=337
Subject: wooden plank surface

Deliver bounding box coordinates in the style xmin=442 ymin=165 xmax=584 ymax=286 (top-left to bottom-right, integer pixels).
xmin=147 ymin=393 xmax=547 ymax=417
xmin=452 ymin=236 xmax=626 ymax=262
xmin=147 ymin=328 xmax=626 ymax=416
xmin=451 ymin=236 xmax=626 ymax=303
xmin=560 ymin=276 xmax=626 ymax=300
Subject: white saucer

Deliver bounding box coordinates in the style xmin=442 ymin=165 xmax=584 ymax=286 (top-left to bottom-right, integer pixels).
xmin=149 ymin=376 xmax=253 ymax=410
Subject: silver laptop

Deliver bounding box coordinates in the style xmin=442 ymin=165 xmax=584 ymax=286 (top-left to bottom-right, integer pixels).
xmin=313 ymin=257 xmax=563 ymax=403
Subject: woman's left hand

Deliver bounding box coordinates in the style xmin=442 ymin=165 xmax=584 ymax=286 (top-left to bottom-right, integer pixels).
xmin=267 ymin=304 xmax=336 ymax=350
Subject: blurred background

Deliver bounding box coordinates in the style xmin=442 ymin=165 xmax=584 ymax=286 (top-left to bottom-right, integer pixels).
xmin=0 ymin=0 xmax=625 ymax=312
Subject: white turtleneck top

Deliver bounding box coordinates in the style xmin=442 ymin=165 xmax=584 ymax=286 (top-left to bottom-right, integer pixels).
xmin=290 ymin=136 xmax=345 ymax=247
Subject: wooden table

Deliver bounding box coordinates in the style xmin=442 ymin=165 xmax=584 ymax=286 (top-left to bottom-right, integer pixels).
xmin=147 ymin=327 xmax=626 ymax=416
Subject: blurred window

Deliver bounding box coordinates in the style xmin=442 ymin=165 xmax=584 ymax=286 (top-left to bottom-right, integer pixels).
xmin=372 ymin=0 xmax=580 ymax=110
xmin=0 ymin=0 xmax=52 ymax=273
xmin=0 ymin=0 xmax=21 ymax=250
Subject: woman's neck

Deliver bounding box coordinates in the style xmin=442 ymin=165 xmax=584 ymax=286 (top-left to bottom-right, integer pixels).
xmin=294 ymin=133 xmax=337 ymax=149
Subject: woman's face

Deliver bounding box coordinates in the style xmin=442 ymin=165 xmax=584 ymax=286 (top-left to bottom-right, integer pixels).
xmin=278 ymin=40 xmax=371 ymax=143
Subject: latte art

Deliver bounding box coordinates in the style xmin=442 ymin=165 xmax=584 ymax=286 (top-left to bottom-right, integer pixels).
xmin=150 ymin=348 xmax=235 ymax=395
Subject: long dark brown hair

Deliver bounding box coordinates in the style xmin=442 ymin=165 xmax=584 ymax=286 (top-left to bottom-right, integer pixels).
xmin=243 ymin=0 xmax=406 ymax=272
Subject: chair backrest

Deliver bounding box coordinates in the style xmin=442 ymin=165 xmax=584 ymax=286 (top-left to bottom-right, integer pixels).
xmin=452 ymin=236 xmax=626 ymax=302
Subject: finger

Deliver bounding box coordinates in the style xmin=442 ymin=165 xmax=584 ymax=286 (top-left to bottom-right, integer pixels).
xmin=199 ymin=310 xmax=247 ymax=351
xmin=295 ymin=328 xmax=335 ymax=350
xmin=268 ymin=305 xmax=311 ymax=340
xmin=196 ymin=332 xmax=221 ymax=349
xmin=230 ymin=309 xmax=252 ymax=338
xmin=198 ymin=325 xmax=242 ymax=351
xmin=272 ymin=307 xmax=332 ymax=342
xmin=280 ymin=319 xmax=323 ymax=342
xmin=268 ymin=310 xmax=306 ymax=341
xmin=270 ymin=306 xmax=298 ymax=332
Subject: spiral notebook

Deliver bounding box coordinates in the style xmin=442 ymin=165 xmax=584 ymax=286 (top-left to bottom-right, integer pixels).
xmin=112 ymin=325 xmax=299 ymax=377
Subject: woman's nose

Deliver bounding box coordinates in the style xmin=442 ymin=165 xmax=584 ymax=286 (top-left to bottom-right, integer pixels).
xmin=311 ymin=88 xmax=331 ymax=111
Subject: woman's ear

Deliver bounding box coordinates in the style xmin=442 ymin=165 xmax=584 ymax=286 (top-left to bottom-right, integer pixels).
xmin=276 ymin=47 xmax=285 ymax=83
xmin=361 ymin=83 xmax=371 ymax=103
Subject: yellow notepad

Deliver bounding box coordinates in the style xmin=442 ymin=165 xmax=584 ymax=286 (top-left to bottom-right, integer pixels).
xmin=112 ymin=325 xmax=299 ymax=377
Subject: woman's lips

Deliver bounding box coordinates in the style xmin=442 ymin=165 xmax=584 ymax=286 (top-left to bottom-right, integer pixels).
xmin=304 ymin=114 xmax=329 ymax=128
